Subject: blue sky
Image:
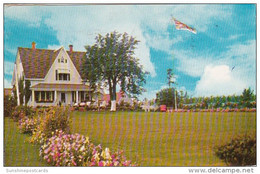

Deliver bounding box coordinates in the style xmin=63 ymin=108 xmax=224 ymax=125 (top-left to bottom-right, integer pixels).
xmin=4 ymin=4 xmax=256 ymax=100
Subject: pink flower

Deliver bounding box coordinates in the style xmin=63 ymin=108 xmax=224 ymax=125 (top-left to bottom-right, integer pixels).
xmin=98 ymin=161 xmax=104 ymax=166
xmin=72 ymin=160 xmax=77 ymax=166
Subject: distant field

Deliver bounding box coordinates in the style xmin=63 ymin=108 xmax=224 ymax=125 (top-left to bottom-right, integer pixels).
xmin=4 ymin=111 xmax=256 ymax=166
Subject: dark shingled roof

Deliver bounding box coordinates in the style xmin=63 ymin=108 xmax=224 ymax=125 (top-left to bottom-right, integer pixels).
xmin=18 ymin=47 xmax=86 ymax=79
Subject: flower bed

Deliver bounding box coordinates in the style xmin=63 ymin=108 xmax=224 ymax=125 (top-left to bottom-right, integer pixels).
xmin=40 ymin=130 xmax=136 ymax=166
xmin=168 ymin=108 xmax=256 ymax=113
xmin=14 ymin=106 xmax=138 ymax=166
xmin=18 ymin=117 xmax=38 ymax=134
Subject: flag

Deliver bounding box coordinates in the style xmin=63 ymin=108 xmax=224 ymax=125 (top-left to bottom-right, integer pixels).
xmin=172 ymin=18 xmax=197 ymax=34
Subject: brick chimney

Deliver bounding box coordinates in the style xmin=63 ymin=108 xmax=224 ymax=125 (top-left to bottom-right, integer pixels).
xmin=32 ymin=42 xmax=36 ymax=50
xmin=69 ymin=45 xmax=73 ymax=53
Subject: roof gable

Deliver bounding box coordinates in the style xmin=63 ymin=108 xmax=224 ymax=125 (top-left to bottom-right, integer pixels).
xmin=18 ymin=47 xmax=86 ymax=79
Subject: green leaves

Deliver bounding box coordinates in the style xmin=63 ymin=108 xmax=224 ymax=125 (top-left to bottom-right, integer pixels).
xmin=241 ymin=88 xmax=255 ymax=108
xmin=82 ymin=31 xmax=148 ymax=100
xmin=214 ymin=134 xmax=256 ymax=166
xmin=156 ymin=87 xmax=177 ymax=108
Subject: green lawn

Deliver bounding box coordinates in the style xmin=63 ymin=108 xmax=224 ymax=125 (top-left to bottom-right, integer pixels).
xmin=70 ymin=111 xmax=256 ymax=166
xmin=4 ymin=111 xmax=256 ymax=166
xmin=4 ymin=118 xmax=49 ymax=166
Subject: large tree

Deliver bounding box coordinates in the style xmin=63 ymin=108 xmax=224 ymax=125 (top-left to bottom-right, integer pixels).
xmin=82 ymin=31 xmax=148 ymax=111
xmin=241 ymin=88 xmax=255 ymax=108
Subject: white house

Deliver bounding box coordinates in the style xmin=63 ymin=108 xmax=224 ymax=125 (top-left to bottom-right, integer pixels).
xmin=11 ymin=42 xmax=91 ymax=107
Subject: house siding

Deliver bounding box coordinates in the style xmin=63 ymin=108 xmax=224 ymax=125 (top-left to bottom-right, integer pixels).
xmin=44 ymin=48 xmax=82 ymax=84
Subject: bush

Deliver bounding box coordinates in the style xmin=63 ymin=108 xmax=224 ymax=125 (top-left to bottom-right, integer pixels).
xmin=214 ymin=134 xmax=256 ymax=166
xmin=40 ymin=130 xmax=137 ymax=166
xmin=30 ymin=107 xmax=71 ymax=144
xmin=11 ymin=106 xmax=35 ymax=121
xmin=4 ymin=95 xmax=16 ymax=117
xmin=18 ymin=117 xmax=38 ymax=134
xmin=11 ymin=106 xmax=26 ymax=121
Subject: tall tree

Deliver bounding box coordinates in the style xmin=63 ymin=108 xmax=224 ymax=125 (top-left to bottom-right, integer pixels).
xmin=24 ymin=80 xmax=31 ymax=106
xmin=82 ymin=31 xmax=148 ymax=111
xmin=166 ymin=68 xmax=178 ymax=110
xmin=167 ymin=68 xmax=175 ymax=88
xmin=18 ymin=77 xmax=24 ymax=105
xmin=156 ymin=87 xmax=178 ymax=107
xmin=241 ymin=88 xmax=254 ymax=108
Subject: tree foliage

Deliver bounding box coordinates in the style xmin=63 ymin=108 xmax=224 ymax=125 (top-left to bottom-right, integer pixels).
xmin=156 ymin=88 xmax=178 ymax=108
xmin=24 ymin=80 xmax=31 ymax=105
xmin=156 ymin=87 xmax=256 ymax=109
xmin=82 ymin=31 xmax=148 ymax=101
xmin=215 ymin=134 xmax=256 ymax=166
xmin=241 ymin=88 xmax=255 ymax=108
xmin=18 ymin=77 xmax=24 ymax=105
xmin=167 ymin=68 xmax=176 ymax=88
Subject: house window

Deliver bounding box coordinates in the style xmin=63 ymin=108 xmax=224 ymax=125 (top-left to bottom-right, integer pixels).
xmin=72 ymin=91 xmax=76 ymax=103
xmin=81 ymin=91 xmax=85 ymax=102
xmin=58 ymin=57 xmax=67 ymax=63
xmin=56 ymin=70 xmax=58 ymax=80
xmin=57 ymin=73 xmax=70 ymax=81
xmin=35 ymin=91 xmax=54 ymax=103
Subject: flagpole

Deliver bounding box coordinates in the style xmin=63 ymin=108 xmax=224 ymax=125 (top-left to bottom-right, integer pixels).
xmin=173 ymin=63 xmax=178 ymax=112
xmin=171 ymin=17 xmax=196 ymax=112
xmin=171 ymin=17 xmax=178 ymax=112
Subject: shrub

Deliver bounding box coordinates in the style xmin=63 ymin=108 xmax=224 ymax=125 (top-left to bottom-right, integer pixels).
xmin=4 ymin=95 xmax=17 ymax=117
xmin=214 ymin=134 xmax=256 ymax=166
xmin=40 ymin=130 xmax=136 ymax=166
xmin=30 ymin=107 xmax=71 ymax=144
xmin=11 ymin=106 xmax=26 ymax=121
xmin=248 ymin=108 xmax=256 ymax=112
xmin=11 ymin=106 xmax=35 ymax=121
xmin=18 ymin=117 xmax=38 ymax=134
xmin=240 ymin=108 xmax=247 ymax=112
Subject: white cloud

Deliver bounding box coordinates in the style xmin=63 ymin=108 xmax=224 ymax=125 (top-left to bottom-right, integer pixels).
xmin=228 ymin=34 xmax=242 ymax=40
xmin=4 ymin=5 xmax=43 ymax=27
xmin=194 ymin=65 xmax=246 ymax=97
xmin=173 ymin=39 xmax=256 ymax=96
xmin=47 ymin=44 xmax=63 ymax=50
xmin=4 ymin=61 xmax=14 ymax=76
xmin=4 ymin=78 xmax=12 ymax=88
xmin=139 ymin=85 xmax=169 ymax=100
xmin=172 ymin=49 xmax=211 ymax=77
xmin=5 ymin=47 xmax=17 ymax=55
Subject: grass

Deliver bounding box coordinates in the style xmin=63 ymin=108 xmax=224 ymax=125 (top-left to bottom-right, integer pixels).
xmin=4 ymin=117 xmax=49 ymax=166
xmin=70 ymin=111 xmax=256 ymax=166
xmin=4 ymin=111 xmax=256 ymax=166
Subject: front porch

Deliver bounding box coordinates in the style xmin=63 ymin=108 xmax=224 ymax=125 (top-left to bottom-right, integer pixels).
xmin=29 ymin=83 xmax=91 ymax=107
